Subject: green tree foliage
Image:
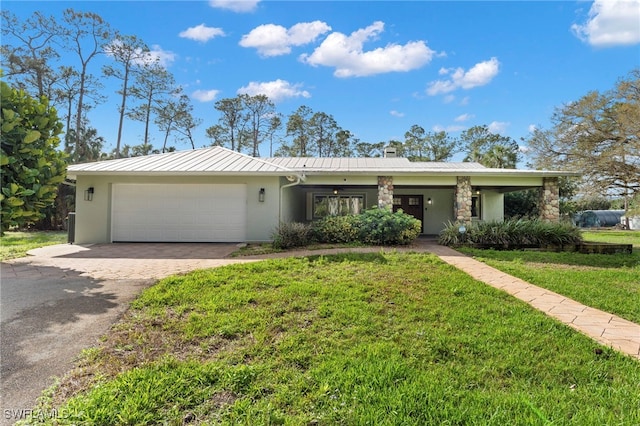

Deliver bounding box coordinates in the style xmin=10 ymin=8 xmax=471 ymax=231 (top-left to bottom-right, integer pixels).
xmin=243 ymin=94 xmax=276 ymax=157
xmin=207 ymin=96 xmax=247 ymax=152
xmin=505 ymin=177 xmax=577 ymax=219
xmin=1 ymin=10 xmax=62 ymax=101
xmin=504 ymin=190 xmax=539 ymax=219
xmin=280 ymin=105 xmax=314 ymax=156
xmin=62 ymin=9 xmax=112 ymax=162
xmin=277 ymin=105 xmax=355 ymax=157
xmin=128 ymin=63 xmax=177 ymax=149
xmin=353 ymin=141 xmax=385 ymax=157
xmin=525 ymin=68 xmax=640 ymax=222
xmin=403 ymin=125 xmax=459 ymax=161
xmin=103 ymin=34 xmax=152 ymax=158
xmin=65 ymin=120 xmax=106 ymax=162
xmin=1 ymin=80 xmax=66 ymax=232
xmin=460 ymin=125 xmax=520 ymax=168
xmin=155 ymin=93 xmax=197 ymax=153
xmin=309 ymin=111 xmax=339 ymax=157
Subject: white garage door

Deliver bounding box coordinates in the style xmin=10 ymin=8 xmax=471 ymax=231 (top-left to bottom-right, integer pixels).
xmin=111 ymin=184 xmax=247 ymax=242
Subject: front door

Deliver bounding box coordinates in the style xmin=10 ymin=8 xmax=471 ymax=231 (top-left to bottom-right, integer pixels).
xmin=392 ymin=195 xmax=424 ymax=232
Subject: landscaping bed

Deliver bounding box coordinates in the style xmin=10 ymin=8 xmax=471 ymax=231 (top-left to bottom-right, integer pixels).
xmin=470 ymin=242 xmax=633 ymax=254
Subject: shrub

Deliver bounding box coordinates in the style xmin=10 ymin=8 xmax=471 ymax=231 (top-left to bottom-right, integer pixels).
xmin=311 ymin=208 xmax=422 ymax=246
xmin=272 ymin=222 xmax=312 ymax=249
xmin=357 ymin=208 xmax=422 ymax=245
xmin=438 ymin=219 xmax=583 ymax=248
xmin=311 ymin=215 xmax=360 ymax=244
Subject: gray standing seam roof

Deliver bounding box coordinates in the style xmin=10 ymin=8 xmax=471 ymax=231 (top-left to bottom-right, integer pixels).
xmin=66 ymin=146 xmax=579 ymax=178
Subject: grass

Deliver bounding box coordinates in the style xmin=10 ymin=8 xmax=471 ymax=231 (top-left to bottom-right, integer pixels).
xmin=0 ymin=231 xmax=67 ymax=261
xmin=30 ymin=252 xmax=640 ymax=425
xmin=231 ymin=241 xmax=365 ymax=257
xmin=582 ymin=230 xmax=640 ymax=249
xmin=459 ymin=230 xmax=640 ymax=324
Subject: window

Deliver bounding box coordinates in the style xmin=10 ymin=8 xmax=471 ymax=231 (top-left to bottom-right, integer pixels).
xmin=313 ymin=194 xmax=364 ymax=218
xmin=471 ymin=195 xmax=481 ymax=218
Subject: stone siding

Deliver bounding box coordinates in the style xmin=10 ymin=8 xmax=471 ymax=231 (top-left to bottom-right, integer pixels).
xmin=539 ymin=177 xmax=560 ymax=221
xmin=377 ymin=176 xmax=394 ymax=210
xmin=455 ymin=176 xmax=472 ymax=223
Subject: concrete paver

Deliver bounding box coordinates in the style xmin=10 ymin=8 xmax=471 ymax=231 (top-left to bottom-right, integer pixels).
xmin=425 ymin=243 xmax=640 ymax=360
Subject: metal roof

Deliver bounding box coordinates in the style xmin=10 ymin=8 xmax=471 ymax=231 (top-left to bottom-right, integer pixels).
xmin=66 ymin=146 xmax=297 ymax=178
xmin=266 ymin=157 xmax=577 ymax=177
xmin=67 ymin=146 xmax=579 ymax=178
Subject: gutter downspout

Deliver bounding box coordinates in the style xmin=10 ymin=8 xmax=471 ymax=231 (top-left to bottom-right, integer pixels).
xmin=279 ymin=174 xmax=304 ymax=224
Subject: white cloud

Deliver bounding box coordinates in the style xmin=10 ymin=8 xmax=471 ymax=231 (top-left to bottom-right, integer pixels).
xmin=488 ymin=121 xmax=509 ymax=134
xmin=571 ymin=0 xmax=640 ymax=47
xmin=237 ymin=79 xmax=311 ymax=102
xmin=240 ymin=21 xmax=331 ymax=57
xmin=433 ymin=124 xmax=466 ymax=133
xmin=209 ymin=0 xmax=259 ymax=13
xmin=528 ymin=124 xmax=537 ymax=133
xmin=454 ymin=113 xmax=474 ymax=122
xmin=192 ymin=89 xmax=220 ymax=102
xmin=300 ymin=21 xmax=436 ymax=77
xmin=427 ymin=57 xmax=500 ymax=95
xmin=179 ymin=24 xmax=225 ymax=42
xmin=390 ymin=110 xmax=405 ymax=118
xmin=105 ymin=39 xmax=173 ymax=68
xmin=146 ymin=45 xmax=176 ymax=68
xmin=459 ymin=96 xmax=470 ymax=106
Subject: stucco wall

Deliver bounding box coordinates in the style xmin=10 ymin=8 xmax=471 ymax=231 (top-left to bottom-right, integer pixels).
xmin=73 ymin=175 xmax=280 ymax=244
xmin=481 ymin=190 xmax=504 ymax=222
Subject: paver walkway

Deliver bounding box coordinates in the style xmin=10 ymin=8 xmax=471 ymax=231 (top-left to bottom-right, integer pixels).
xmin=424 ymin=243 xmax=640 ymax=360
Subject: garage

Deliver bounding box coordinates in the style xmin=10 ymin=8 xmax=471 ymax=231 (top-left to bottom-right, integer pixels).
xmin=111 ymin=183 xmax=247 ymax=242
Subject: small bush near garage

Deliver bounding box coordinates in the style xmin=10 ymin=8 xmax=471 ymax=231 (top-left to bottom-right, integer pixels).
xmin=310 ymin=208 xmax=421 ymax=246
xmin=438 ymin=219 xmax=583 ymax=248
xmin=272 ymin=222 xmax=313 ymax=249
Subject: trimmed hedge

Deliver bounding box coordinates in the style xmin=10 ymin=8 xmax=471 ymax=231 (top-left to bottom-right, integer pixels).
xmin=438 ymin=219 xmax=583 ymax=248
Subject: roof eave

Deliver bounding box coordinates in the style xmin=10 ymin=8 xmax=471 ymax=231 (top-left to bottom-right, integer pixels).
xmin=291 ymin=169 xmax=581 ymax=177
xmin=66 ymin=170 xmax=302 ymax=179
xmin=67 ymin=169 xmax=580 ymax=179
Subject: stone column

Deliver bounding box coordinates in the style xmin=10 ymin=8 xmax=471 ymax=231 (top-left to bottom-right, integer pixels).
xmin=455 ymin=176 xmax=472 ymax=224
xmin=377 ymin=176 xmax=393 ymax=210
xmin=539 ymin=177 xmax=560 ymax=222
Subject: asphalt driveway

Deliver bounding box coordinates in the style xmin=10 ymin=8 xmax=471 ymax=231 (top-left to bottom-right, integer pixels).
xmin=0 ymin=243 xmax=253 ymax=425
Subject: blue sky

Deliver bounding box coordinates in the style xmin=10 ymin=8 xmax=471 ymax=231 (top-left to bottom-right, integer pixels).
xmin=4 ymin=0 xmax=640 ymax=161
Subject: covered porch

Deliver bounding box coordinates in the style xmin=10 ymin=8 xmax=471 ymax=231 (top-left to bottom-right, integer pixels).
xmin=279 ymin=174 xmax=561 ymax=235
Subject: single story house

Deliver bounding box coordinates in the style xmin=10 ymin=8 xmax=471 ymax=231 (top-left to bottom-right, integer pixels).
xmin=66 ymin=146 xmax=578 ymax=244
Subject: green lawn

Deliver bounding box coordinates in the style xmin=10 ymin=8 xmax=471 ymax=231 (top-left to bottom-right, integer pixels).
xmin=0 ymin=231 xmax=67 ymax=261
xmin=582 ymin=229 xmax=640 ymax=249
xmin=31 ymin=252 xmax=640 ymax=425
xmin=459 ymin=230 xmax=640 ymax=324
